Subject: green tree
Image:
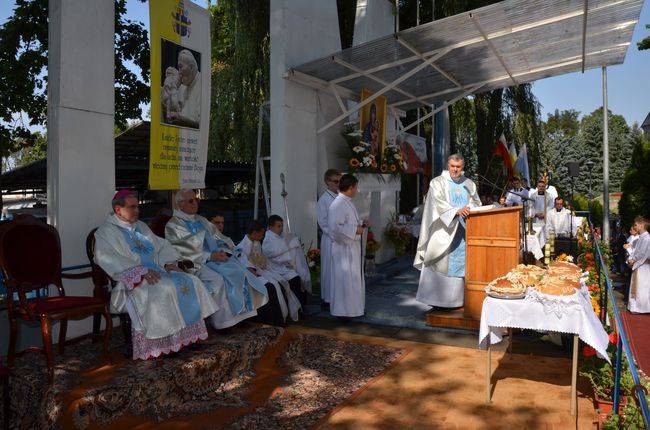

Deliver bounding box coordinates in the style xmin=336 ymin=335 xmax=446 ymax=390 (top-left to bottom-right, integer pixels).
xmin=618 ymin=135 xmax=650 ymax=227
xmin=0 ymin=0 xmax=149 ymax=161
xmin=209 ymin=0 xmax=269 ymax=161
xmin=540 ymin=109 xmax=582 ymax=199
xmin=638 ymin=24 xmax=650 ymax=50
xmin=576 ymin=108 xmax=636 ymax=196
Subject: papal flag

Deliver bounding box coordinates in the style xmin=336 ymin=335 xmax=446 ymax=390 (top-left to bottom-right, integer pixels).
xmin=514 ymin=143 xmax=530 ymax=185
xmin=148 ymin=0 xmax=211 ymax=190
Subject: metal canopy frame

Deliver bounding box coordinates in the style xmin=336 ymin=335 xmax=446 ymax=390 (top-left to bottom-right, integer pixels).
xmin=285 ymin=0 xmax=643 ymax=134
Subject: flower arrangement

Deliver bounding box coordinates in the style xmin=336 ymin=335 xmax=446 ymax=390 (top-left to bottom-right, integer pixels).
xmin=306 ymin=248 xmax=321 ymax=291
xmin=343 ymin=123 xmax=378 ymax=173
xmin=380 ymin=141 xmax=407 ymax=174
xmin=342 ymin=123 xmax=405 ymax=175
xmin=579 ymin=332 xmax=633 ymax=399
xmin=555 ymin=253 xmax=574 ymax=263
xmin=383 ymin=215 xmax=413 ymax=255
xmin=366 ymin=228 xmax=382 ymax=256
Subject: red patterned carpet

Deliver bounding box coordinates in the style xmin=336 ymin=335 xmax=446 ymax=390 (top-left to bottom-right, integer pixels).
xmin=621 ymin=311 xmax=650 ymax=375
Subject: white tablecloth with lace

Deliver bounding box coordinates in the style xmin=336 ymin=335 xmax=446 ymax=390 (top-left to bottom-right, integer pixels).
xmin=478 ymin=289 xmax=609 ymax=360
xmin=478 ymin=288 xmax=609 ymax=414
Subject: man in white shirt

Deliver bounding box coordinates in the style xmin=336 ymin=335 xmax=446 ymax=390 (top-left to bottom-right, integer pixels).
xmin=546 ymin=197 xmax=572 ymax=237
xmin=505 ymin=178 xmax=526 ymax=207
xmin=529 ymin=179 xmax=555 ymax=221
xmin=316 ymin=168 xmax=341 ymax=306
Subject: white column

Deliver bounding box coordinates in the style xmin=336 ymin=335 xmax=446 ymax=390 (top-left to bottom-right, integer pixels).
xmin=353 ymin=0 xmax=395 ymax=45
xmin=270 ymin=0 xmax=341 ymax=247
xmin=47 ymin=0 xmax=115 ymax=337
xmin=352 ymin=0 xmax=401 ymax=263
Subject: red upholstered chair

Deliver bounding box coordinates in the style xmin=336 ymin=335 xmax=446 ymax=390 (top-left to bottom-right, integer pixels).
xmin=0 ymin=215 xmax=112 ymax=383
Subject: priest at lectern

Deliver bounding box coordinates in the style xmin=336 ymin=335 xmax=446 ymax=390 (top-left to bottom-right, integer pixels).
xmin=414 ymin=154 xmax=481 ymax=309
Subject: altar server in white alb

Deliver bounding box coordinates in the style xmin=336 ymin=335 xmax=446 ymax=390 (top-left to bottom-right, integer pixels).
xmin=628 ymin=216 xmax=650 ymax=314
xmin=94 ymin=190 xmax=218 ymax=360
xmin=316 ymin=168 xmax=341 ymax=304
xmin=238 ymin=219 xmax=302 ymax=323
xmin=328 ymin=174 xmax=369 ymax=317
xmin=262 ymin=215 xmax=310 ymax=306
xmin=414 ymin=154 xmax=481 ymax=309
xmin=546 ymin=197 xmax=572 ymax=237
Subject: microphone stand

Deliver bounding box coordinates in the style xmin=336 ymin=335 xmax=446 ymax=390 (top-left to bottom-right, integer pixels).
xmin=477 ymin=174 xmax=532 ymax=263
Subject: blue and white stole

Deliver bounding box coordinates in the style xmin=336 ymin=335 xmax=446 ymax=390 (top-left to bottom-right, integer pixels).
xmin=447 ymin=179 xmax=470 ymax=277
xmin=117 ymin=226 xmax=201 ymax=325
xmin=183 ymin=219 xmax=259 ymax=315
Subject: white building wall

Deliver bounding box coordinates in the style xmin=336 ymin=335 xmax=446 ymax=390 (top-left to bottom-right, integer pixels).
xmin=270 ymin=0 xmax=342 ymax=248
xmin=47 ymin=0 xmax=115 ymax=338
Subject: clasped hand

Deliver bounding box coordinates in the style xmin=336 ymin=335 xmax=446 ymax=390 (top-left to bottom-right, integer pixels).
xmin=456 ymin=206 xmax=471 ymax=218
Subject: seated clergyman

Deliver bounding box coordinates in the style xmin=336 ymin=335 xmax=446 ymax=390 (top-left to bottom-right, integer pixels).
xmin=165 ymin=189 xmax=272 ymax=329
xmin=238 ymin=219 xmax=302 ymax=323
xmin=262 ymin=215 xmax=311 ymax=307
xmin=94 ymin=190 xmax=218 ymax=360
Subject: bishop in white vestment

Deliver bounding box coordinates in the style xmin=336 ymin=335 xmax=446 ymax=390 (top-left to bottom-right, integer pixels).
xmin=414 ymin=154 xmax=481 ymax=308
xmin=316 ymin=169 xmax=341 ymax=303
xmin=628 ymin=217 xmax=650 ymax=314
xmin=165 ymin=190 xmax=269 ymax=329
xmin=328 ymin=174 xmax=367 ymax=317
xmin=94 ymin=191 xmax=218 ymax=360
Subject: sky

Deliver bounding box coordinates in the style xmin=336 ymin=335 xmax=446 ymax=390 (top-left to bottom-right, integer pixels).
xmin=1 ymin=0 xmax=649 ymax=127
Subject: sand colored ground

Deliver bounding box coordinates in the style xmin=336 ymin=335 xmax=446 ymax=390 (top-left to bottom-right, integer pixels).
xmin=292 ymin=326 xmax=600 ymax=430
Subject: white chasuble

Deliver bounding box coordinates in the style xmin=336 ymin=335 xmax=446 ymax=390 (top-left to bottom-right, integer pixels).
xmin=166 ymin=211 xmax=269 ymax=329
xmin=629 ymin=231 xmax=650 ymax=314
xmin=328 ymin=194 xmax=365 ymax=317
xmin=94 ymin=215 xmax=218 ymax=359
xmin=414 ymin=171 xmax=481 ymax=307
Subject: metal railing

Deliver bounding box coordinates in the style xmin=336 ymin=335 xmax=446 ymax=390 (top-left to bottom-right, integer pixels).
xmin=590 ymin=220 xmax=650 ymax=425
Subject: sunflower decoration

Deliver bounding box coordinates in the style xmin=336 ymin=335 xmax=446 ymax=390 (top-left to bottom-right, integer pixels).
xmin=382 ymin=140 xmax=406 ymax=175
xmin=380 ymin=164 xmax=388 ymax=173
xmin=349 ymin=158 xmax=360 ymax=168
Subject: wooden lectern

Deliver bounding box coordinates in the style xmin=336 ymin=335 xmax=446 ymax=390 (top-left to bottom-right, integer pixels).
xmin=464 ymin=206 xmax=521 ymax=319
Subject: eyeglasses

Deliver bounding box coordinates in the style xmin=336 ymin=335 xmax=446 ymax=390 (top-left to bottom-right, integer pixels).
xmin=183 ymin=198 xmax=200 ymax=204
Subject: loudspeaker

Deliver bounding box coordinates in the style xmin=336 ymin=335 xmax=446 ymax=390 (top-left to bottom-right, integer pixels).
xmin=566 ymin=162 xmax=579 ymax=177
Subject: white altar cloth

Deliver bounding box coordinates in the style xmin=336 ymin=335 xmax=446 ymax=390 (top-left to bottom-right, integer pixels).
xmin=478 ymin=288 xmax=610 ymax=362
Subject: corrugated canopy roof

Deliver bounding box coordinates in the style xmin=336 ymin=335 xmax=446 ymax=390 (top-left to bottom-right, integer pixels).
xmin=288 ymin=0 xmax=643 ymax=133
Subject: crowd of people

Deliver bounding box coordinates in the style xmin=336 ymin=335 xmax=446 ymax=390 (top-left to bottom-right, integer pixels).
xmin=94 ymin=162 xmax=648 ymax=361
xmin=94 ymin=189 xmax=311 ymax=360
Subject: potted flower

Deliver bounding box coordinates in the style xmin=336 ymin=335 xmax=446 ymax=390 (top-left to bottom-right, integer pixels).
xmin=306 ymin=248 xmax=321 ymax=293
xmin=579 ymin=333 xmax=633 ymax=418
xmin=383 ymin=215 xmax=413 ymax=256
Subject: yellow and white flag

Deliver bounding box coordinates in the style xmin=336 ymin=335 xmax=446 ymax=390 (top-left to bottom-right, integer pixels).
xmin=149 ymin=0 xmax=210 ymax=190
